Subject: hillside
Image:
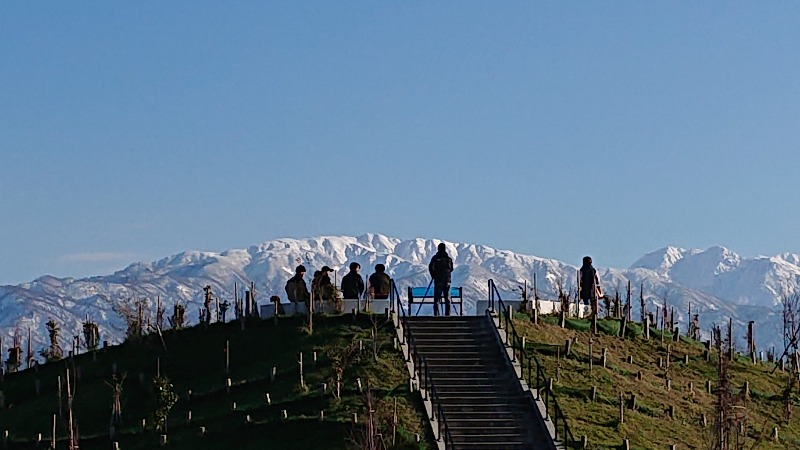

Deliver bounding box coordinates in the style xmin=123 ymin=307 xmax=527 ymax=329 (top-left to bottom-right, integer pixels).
xmin=0 ymin=313 xmax=430 ymax=449
xmin=514 ymin=314 xmax=800 ymax=449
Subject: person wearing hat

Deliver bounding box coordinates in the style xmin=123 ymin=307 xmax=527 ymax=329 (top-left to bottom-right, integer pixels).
xmin=341 ymin=262 xmax=365 ymax=300
xmin=368 ymin=264 xmax=391 ymax=300
xmin=429 ymin=243 xmax=454 ymax=316
xmin=285 ymin=265 xmax=310 ymax=304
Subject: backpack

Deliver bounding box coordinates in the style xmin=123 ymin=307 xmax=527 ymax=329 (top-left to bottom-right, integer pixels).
xmin=285 ymin=278 xmax=307 ymax=302
xmin=432 ymin=254 xmax=452 ymax=280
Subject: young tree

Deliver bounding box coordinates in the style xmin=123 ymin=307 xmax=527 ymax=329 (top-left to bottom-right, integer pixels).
xmin=4 ymin=332 xmax=22 ymax=373
xmin=83 ymin=320 xmax=100 ymax=352
xmin=40 ymin=320 xmax=64 ymax=362
xmin=710 ymin=323 xmax=747 ymax=450
xmin=152 ymin=375 xmax=178 ymax=433
xmin=350 ymin=379 xmax=389 ymax=450
xmin=106 ymin=373 xmax=126 ymax=437
xmin=327 ymin=342 xmax=362 ymax=399
xmin=776 ymin=292 xmax=800 ymax=421
xmin=202 ymin=285 xmax=213 ymax=325
xmin=113 ymin=296 xmax=149 ymax=342
xmin=168 ymin=301 xmax=186 ymax=330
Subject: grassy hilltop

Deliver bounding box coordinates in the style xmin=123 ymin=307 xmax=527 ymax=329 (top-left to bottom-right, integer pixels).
xmin=515 ymin=314 xmax=800 ymax=450
xmin=0 ymin=314 xmax=430 ymax=449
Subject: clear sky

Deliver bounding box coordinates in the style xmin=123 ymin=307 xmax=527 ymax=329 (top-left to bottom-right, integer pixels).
xmin=2 ymin=3 xmax=800 ymax=285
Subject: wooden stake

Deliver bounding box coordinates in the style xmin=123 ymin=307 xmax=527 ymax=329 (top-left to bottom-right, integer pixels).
xmin=299 ymin=352 xmax=304 ymax=387
xmin=66 ymin=367 xmax=77 ymax=450
xmin=51 ymin=413 xmax=56 ymax=448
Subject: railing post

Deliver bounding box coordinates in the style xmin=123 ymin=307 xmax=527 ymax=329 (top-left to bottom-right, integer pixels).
xmin=554 ymin=413 xmax=560 ymax=440
xmin=527 ymin=358 xmax=531 ymax=385
xmin=511 ymin=336 xmax=517 ymax=362
xmin=488 ymin=280 xmax=492 ymax=312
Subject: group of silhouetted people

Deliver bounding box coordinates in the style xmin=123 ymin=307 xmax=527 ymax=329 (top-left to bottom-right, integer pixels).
xmin=283 ymin=246 xmax=603 ymax=317
xmin=282 ymin=243 xmax=456 ymax=315
xmin=284 ymin=261 xmax=396 ymax=302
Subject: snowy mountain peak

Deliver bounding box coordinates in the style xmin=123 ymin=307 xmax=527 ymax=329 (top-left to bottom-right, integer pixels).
xmin=629 ymin=246 xmax=687 ymax=274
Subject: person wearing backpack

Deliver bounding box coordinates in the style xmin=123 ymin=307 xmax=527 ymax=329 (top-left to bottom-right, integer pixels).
xmin=285 ymin=265 xmax=310 ymax=304
xmin=368 ymin=264 xmax=391 ymax=300
xmin=341 ymin=262 xmax=365 ymax=300
xmin=579 ymin=256 xmax=603 ymax=317
xmin=428 ymin=243 xmax=454 ymax=316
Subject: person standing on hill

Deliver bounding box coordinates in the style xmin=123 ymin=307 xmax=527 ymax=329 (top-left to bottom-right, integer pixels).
xmin=285 ymin=265 xmax=310 ymax=304
xmin=429 ymin=243 xmax=454 ymax=316
xmin=341 ymin=262 xmax=365 ymax=299
xmin=368 ymin=264 xmax=391 ymax=300
xmin=579 ymin=256 xmax=603 ymax=311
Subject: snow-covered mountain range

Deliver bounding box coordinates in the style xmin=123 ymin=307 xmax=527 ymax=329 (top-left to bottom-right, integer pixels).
xmin=2 ymin=234 xmax=799 ymax=357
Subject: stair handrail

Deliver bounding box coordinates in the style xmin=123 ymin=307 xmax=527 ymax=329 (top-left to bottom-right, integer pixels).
xmin=488 ymin=279 xmax=579 ymax=449
xmin=390 ymin=279 xmax=402 ymax=315
xmin=397 ymin=284 xmax=455 ymax=448
xmin=419 ymin=356 xmax=455 ymax=447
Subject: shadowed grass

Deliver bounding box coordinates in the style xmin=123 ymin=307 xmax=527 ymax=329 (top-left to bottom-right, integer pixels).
xmin=0 ymin=314 xmax=432 ymax=449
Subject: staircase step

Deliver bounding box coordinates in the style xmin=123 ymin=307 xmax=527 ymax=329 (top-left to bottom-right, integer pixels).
xmin=435 ymin=385 xmax=510 ymax=394
xmin=446 ymin=411 xmax=531 ymax=421
xmin=429 ymin=368 xmax=502 ymax=376
xmin=450 ymin=434 xmax=528 ymax=444
xmin=451 ymin=443 xmax=529 ymax=450
xmin=449 ymin=426 xmax=527 ymax=435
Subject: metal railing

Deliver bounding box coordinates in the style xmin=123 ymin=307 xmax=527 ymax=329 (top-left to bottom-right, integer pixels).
xmin=488 ymin=279 xmax=580 ymax=449
xmin=393 ymin=279 xmax=455 ymax=448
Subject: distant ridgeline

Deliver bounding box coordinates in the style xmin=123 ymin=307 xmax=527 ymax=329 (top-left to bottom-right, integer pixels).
xmin=0 ymin=234 xmax=797 ymax=362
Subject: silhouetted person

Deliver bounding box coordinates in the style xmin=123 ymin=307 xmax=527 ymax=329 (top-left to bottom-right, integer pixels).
xmin=311 ymin=270 xmax=322 ymax=300
xmin=285 ymin=265 xmax=310 ymax=304
xmin=429 ymin=243 xmax=454 ymax=316
xmin=341 ymin=262 xmax=365 ymax=299
xmin=368 ymin=264 xmax=391 ymax=300
xmin=579 ymin=256 xmax=603 ymax=307
xmin=319 ymin=266 xmax=335 ymax=301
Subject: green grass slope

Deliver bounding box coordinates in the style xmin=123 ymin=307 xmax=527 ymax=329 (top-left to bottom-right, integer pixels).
xmin=0 ymin=314 xmax=431 ymax=449
xmin=514 ymin=314 xmax=800 ymax=450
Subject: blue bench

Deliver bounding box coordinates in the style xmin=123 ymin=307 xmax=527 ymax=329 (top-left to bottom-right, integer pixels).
xmin=407 ymin=285 xmax=463 ymax=316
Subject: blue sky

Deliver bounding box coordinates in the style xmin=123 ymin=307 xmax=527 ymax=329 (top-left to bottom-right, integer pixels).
xmin=2 ymin=3 xmax=800 ymax=285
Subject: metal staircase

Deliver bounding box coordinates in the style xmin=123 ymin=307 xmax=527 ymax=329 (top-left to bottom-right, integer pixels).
xmin=404 ymin=316 xmax=554 ymax=449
